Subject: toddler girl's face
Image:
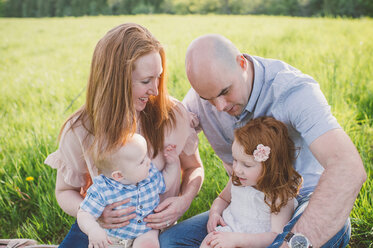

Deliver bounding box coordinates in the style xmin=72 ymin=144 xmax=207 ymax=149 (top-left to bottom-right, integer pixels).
xmin=232 ymin=140 xmax=263 ymax=187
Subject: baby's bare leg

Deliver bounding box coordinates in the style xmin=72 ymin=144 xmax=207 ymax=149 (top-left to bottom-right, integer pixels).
xmin=133 ymin=230 xmax=159 ymax=248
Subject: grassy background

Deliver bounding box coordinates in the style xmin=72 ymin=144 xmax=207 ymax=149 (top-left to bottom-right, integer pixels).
xmin=0 ymin=15 xmax=372 ymax=246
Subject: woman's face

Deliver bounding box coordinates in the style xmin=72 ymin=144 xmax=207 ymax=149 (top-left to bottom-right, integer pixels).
xmin=131 ymin=51 xmax=163 ymax=113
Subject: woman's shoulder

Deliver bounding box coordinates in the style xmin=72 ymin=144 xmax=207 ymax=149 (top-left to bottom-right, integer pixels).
xmin=60 ymin=114 xmax=91 ymax=143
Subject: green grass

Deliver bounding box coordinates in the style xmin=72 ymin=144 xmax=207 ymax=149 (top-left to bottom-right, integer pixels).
xmin=0 ymin=15 xmax=372 ymax=246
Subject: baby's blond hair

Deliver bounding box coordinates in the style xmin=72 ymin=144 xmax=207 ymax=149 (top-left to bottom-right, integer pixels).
xmin=94 ymin=133 xmax=147 ymax=176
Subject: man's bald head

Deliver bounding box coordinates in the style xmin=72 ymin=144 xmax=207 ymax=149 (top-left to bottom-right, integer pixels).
xmin=184 ymin=34 xmax=254 ymax=116
xmin=185 ymin=34 xmax=241 ymax=89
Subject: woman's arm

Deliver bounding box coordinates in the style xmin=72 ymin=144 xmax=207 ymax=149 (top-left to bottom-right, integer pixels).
xmin=55 ymin=170 xmax=84 ymax=217
xmin=144 ymin=149 xmax=204 ymax=229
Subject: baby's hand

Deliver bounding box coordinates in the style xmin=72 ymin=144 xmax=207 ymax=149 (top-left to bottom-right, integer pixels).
xmin=164 ymin=144 xmax=179 ymax=165
xmin=88 ymin=227 xmax=111 ymax=248
xmin=189 ymin=112 xmax=200 ymax=129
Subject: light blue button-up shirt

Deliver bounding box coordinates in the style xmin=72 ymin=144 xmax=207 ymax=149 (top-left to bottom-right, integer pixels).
xmin=183 ymin=55 xmax=340 ymax=194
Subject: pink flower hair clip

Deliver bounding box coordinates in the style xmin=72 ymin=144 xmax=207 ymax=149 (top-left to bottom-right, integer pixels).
xmin=253 ymin=144 xmax=271 ymax=162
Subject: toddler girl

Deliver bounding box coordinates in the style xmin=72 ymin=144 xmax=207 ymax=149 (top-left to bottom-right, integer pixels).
xmin=201 ymin=116 xmax=303 ymax=248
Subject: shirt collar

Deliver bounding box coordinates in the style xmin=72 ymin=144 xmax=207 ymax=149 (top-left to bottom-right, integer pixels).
xmin=101 ymin=166 xmax=153 ymax=190
xmin=236 ymin=54 xmax=265 ymax=122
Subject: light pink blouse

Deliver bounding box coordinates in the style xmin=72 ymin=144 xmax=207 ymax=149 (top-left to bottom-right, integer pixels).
xmin=45 ymin=99 xmax=198 ymax=199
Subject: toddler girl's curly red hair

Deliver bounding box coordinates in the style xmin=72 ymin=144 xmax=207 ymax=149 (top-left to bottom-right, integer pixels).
xmin=232 ymin=116 xmax=303 ymax=213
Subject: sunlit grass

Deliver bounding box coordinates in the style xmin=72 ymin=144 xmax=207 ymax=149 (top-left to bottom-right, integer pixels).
xmin=0 ymin=15 xmax=372 ymax=246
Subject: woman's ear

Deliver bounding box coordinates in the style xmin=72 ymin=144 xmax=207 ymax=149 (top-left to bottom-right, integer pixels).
xmin=111 ymin=170 xmax=124 ymax=182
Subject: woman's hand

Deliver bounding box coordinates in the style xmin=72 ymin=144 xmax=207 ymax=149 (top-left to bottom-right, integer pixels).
xmin=98 ymin=198 xmax=136 ymax=229
xmin=144 ymin=195 xmax=188 ymax=229
xmin=207 ymin=211 xmax=226 ymax=233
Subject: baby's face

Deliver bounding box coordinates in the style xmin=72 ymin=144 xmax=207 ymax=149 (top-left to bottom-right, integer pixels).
xmin=114 ymin=135 xmax=151 ymax=184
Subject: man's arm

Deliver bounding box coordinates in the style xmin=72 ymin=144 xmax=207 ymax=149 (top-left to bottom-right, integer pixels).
xmin=285 ymin=128 xmax=366 ymax=247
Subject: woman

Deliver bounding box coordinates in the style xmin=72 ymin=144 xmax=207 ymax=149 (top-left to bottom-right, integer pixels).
xmin=45 ymin=23 xmax=204 ymax=247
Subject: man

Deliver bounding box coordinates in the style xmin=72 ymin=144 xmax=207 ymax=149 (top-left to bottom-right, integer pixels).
xmin=159 ymin=34 xmax=366 ymax=247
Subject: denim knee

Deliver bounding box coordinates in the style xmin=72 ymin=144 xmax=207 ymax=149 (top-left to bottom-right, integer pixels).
xmin=159 ymin=211 xmax=209 ymax=248
xmin=59 ymin=221 xmax=88 ymax=248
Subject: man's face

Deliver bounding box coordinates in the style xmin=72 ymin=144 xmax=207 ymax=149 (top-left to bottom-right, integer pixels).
xmin=188 ymin=60 xmax=250 ymax=117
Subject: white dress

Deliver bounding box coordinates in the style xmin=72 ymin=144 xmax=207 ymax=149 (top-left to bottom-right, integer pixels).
xmin=215 ymin=185 xmax=272 ymax=234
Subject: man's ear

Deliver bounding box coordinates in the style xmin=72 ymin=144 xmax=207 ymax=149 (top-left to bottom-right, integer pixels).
xmin=236 ymin=54 xmax=247 ymax=70
xmin=111 ymin=170 xmax=124 ymax=182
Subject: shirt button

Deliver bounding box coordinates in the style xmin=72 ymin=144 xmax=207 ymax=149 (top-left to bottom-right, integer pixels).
xmin=138 ymin=220 xmax=142 ymax=223
xmin=139 ymin=205 xmax=143 ymax=209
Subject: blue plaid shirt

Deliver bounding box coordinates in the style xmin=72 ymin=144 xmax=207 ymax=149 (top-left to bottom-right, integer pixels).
xmin=80 ymin=163 xmax=166 ymax=239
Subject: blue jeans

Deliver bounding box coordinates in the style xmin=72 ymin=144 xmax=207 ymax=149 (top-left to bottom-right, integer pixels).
xmin=58 ymin=221 xmax=88 ymax=248
xmin=159 ymin=191 xmax=351 ymax=248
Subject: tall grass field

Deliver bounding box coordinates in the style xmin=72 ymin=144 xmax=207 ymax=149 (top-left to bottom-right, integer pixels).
xmin=0 ymin=15 xmax=372 ymax=246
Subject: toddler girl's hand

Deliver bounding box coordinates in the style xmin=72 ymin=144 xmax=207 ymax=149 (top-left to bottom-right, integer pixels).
xmin=206 ymin=231 xmax=238 ymax=248
xmin=164 ymin=145 xmax=179 ymax=165
xmin=207 ymin=212 xmax=226 ymax=233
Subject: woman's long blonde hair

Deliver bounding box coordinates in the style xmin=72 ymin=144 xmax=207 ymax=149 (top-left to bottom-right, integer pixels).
xmin=232 ymin=117 xmax=302 ymax=213
xmin=60 ymin=23 xmax=175 ymax=159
